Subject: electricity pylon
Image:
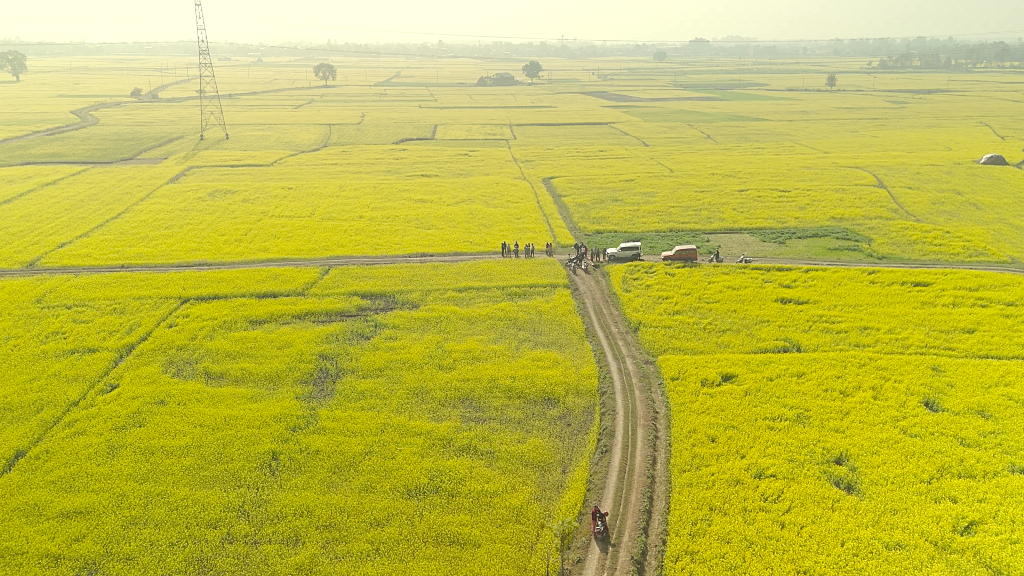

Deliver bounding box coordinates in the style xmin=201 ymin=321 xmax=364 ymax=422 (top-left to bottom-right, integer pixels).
xmin=194 ymin=0 xmax=229 ymax=140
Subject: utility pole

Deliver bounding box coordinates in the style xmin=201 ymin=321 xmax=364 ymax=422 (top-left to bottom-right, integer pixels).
xmin=194 ymin=0 xmax=229 ymax=140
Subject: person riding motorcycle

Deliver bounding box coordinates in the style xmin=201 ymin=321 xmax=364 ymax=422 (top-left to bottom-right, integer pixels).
xmin=591 ymin=505 xmax=609 ymax=535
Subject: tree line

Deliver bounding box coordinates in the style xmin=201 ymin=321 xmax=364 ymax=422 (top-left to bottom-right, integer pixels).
xmin=3 ymin=37 xmax=1022 ymax=67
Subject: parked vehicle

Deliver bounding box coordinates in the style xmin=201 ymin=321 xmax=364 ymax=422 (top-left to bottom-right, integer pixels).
xmin=662 ymin=244 xmax=699 ymax=262
xmin=606 ymin=241 xmax=642 ymax=262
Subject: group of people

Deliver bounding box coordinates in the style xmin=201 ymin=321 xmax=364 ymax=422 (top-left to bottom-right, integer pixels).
xmin=500 ymin=241 xmax=612 ymax=261
xmin=501 ymin=241 xmax=557 ymax=258
xmin=500 ymin=241 xmax=538 ymax=258
xmin=572 ymin=242 xmax=607 ymax=262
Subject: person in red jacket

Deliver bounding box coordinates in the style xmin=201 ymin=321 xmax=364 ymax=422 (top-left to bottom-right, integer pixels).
xmin=591 ymin=505 xmax=609 ymax=535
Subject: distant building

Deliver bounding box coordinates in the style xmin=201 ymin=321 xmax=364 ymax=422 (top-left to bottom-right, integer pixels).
xmin=476 ymin=72 xmax=518 ymax=87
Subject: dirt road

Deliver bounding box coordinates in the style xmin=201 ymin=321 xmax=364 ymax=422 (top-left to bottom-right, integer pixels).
xmin=570 ymin=267 xmax=669 ymax=576
xmin=0 ymin=253 xmax=501 ymax=278
xmin=0 ymin=77 xmax=197 ymax=146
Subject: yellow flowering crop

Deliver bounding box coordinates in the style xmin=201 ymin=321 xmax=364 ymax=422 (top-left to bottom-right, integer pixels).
xmin=0 ymin=260 xmax=597 ymax=575
xmin=610 ymin=264 xmax=1024 ymax=575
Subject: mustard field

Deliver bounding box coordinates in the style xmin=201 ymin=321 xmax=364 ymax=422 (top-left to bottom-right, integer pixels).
xmin=3 ymin=50 xmax=1024 ymax=575
xmin=2 ymin=55 xmax=1023 ymax=267
xmin=0 ymin=260 xmax=598 ymax=574
xmin=610 ymin=264 xmax=1024 ymax=575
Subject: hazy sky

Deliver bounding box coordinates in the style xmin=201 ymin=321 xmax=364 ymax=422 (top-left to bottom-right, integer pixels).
xmin=3 ymin=0 xmax=1022 ymax=44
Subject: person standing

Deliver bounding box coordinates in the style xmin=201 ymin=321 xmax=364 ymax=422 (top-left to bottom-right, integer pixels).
xmin=514 ymin=241 xmax=520 ymax=258
xmin=501 ymin=241 xmax=507 ymax=258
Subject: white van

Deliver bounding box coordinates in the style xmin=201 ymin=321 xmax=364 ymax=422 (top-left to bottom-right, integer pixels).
xmin=606 ymin=241 xmax=642 ymax=262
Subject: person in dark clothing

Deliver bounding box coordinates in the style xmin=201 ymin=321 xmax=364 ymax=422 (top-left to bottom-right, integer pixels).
xmin=501 ymin=241 xmax=507 ymax=258
xmin=513 ymin=241 xmax=520 ymax=258
xmin=591 ymin=505 xmax=609 ymax=534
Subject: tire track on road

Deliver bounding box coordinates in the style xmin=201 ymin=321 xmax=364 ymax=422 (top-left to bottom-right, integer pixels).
xmin=572 ymin=268 xmax=656 ymax=576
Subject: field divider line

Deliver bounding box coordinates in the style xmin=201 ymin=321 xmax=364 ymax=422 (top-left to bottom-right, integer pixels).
xmin=980 ymin=121 xmax=1006 ymax=141
xmin=7 ymin=135 xmax=181 ymax=169
xmin=687 ymin=123 xmax=718 ymax=144
xmin=618 ymin=144 xmax=675 ymax=174
xmin=25 ymin=168 xmax=195 ymax=268
xmin=301 ymin=267 xmax=332 ymax=295
xmin=852 ymin=167 xmax=921 ymax=223
xmin=504 ymin=143 xmax=562 ymax=244
xmin=0 ymin=300 xmax=185 ymax=480
xmin=267 ymin=125 xmax=334 ymax=165
xmin=0 ymin=167 xmax=93 ymax=208
xmin=608 ymin=124 xmax=649 ymax=147
xmin=541 ymin=177 xmax=585 ymax=244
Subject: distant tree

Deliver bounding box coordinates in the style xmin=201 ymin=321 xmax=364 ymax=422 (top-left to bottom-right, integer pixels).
xmin=0 ymin=50 xmax=28 ymax=82
xmin=314 ymin=62 xmax=337 ymax=86
xmin=826 ymin=72 xmax=838 ymax=90
xmin=522 ymin=60 xmax=543 ymax=80
xmin=654 ymin=50 xmax=668 ymax=62
xmin=130 ymin=87 xmax=143 ymax=98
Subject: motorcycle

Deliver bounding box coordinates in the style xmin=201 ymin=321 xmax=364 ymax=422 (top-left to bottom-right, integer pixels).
xmin=566 ymin=255 xmax=591 ymax=274
xmin=737 ymin=254 xmax=753 ymax=264
xmin=707 ymin=253 xmax=723 ymax=263
xmin=592 ymin=511 xmax=610 ymax=540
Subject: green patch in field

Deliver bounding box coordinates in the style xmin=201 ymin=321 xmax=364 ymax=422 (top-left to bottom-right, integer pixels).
xmin=690 ymin=90 xmax=791 ymax=101
xmin=750 ymin=227 xmax=871 ymax=245
xmin=585 ymin=232 xmax=714 ymax=256
xmin=707 ymin=232 xmax=877 ymax=261
xmin=620 ymin=107 xmax=764 ymax=123
xmin=677 ymin=81 xmax=769 ymax=90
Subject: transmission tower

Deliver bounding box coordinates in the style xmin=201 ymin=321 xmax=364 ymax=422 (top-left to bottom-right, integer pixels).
xmin=194 ymin=0 xmax=229 ymax=140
